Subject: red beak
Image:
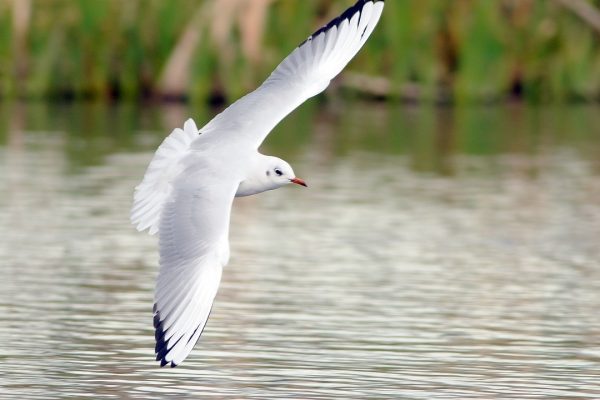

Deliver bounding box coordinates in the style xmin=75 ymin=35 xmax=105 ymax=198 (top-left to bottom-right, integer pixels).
xmin=290 ymin=177 xmax=307 ymax=187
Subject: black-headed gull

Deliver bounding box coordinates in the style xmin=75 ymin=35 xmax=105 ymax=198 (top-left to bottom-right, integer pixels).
xmin=131 ymin=0 xmax=385 ymax=367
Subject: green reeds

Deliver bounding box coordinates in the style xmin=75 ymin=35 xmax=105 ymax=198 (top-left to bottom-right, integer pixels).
xmin=0 ymin=0 xmax=599 ymax=103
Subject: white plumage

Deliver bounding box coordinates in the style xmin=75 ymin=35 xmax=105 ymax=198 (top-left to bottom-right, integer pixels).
xmin=131 ymin=119 xmax=200 ymax=235
xmin=131 ymin=0 xmax=385 ymax=367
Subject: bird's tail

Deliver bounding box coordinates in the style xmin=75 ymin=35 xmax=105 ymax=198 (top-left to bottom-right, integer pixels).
xmin=130 ymin=119 xmax=199 ymax=235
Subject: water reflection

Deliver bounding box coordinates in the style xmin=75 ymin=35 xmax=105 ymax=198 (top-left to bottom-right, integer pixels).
xmin=0 ymin=101 xmax=599 ymax=398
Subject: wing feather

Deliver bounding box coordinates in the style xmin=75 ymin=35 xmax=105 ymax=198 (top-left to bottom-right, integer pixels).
xmin=152 ymin=168 xmax=237 ymax=367
xmin=198 ymin=0 xmax=385 ymax=149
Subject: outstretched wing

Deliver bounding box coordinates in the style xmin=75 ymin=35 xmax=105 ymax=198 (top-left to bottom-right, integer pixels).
xmin=153 ymin=164 xmax=238 ymax=367
xmin=198 ymin=0 xmax=385 ymax=150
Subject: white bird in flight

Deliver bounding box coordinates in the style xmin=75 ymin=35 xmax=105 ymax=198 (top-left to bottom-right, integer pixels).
xmin=131 ymin=0 xmax=385 ymax=367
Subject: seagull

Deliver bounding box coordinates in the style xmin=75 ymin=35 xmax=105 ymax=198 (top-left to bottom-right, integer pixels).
xmin=131 ymin=0 xmax=385 ymax=367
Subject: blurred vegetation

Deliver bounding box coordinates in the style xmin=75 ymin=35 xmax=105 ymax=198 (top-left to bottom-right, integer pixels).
xmin=1 ymin=0 xmax=600 ymax=104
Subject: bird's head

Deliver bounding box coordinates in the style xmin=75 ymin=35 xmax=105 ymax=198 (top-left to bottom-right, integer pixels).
xmin=265 ymin=157 xmax=307 ymax=188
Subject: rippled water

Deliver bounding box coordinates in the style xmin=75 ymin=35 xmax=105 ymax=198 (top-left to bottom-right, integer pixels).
xmin=0 ymin=102 xmax=599 ymax=399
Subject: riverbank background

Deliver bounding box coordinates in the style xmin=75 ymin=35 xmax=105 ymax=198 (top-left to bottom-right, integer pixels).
xmin=3 ymin=0 xmax=600 ymax=104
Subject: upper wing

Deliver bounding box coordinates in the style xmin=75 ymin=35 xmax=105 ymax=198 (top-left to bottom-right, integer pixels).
xmin=198 ymin=0 xmax=385 ymax=150
xmin=153 ymin=163 xmax=238 ymax=367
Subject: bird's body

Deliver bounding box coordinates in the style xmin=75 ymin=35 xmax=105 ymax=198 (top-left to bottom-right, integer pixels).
xmin=131 ymin=0 xmax=385 ymax=367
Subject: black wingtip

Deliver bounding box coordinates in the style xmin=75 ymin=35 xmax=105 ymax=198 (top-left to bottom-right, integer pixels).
xmin=300 ymin=0 xmax=384 ymax=46
xmin=154 ymin=304 xmax=172 ymax=367
xmin=152 ymin=302 xmax=213 ymax=368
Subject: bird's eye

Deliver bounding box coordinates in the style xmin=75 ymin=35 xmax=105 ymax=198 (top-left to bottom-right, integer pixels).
xmin=275 ymin=169 xmax=283 ymax=176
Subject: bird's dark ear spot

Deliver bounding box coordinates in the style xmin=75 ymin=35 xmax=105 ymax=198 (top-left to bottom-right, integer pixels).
xmin=266 ymin=170 xmax=271 ymax=176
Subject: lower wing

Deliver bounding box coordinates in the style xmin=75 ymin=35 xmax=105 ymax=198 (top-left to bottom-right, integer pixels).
xmin=153 ymin=168 xmax=237 ymax=367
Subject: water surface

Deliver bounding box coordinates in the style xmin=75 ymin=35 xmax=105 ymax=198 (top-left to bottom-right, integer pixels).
xmin=0 ymin=102 xmax=599 ymax=399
